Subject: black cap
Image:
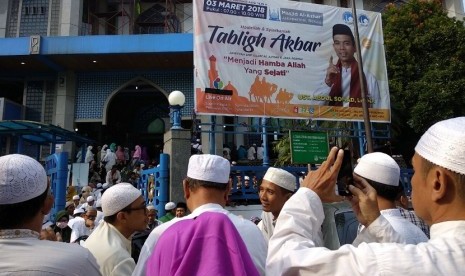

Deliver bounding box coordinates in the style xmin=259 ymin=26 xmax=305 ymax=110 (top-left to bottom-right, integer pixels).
xmin=333 ymin=24 xmax=355 ymax=43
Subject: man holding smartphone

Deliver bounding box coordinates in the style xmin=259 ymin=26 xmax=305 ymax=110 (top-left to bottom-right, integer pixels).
xmin=352 ymin=152 xmax=428 ymax=245
xmin=266 ymin=117 xmax=465 ymax=275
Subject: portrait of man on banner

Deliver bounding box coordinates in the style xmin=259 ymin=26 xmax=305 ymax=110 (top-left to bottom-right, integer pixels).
xmin=311 ymin=24 xmax=387 ymax=109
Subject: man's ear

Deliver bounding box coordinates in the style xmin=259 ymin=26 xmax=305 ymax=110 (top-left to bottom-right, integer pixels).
xmin=399 ymin=195 xmax=409 ymax=209
xmin=224 ymin=182 xmax=232 ymax=201
xmin=41 ymin=194 xmax=54 ymax=215
xmin=430 ymin=167 xmax=451 ymax=203
xmin=183 ymin=179 xmax=190 ymax=200
xmin=285 ymin=192 xmax=292 ymax=200
xmin=116 ymin=211 xmax=127 ymax=223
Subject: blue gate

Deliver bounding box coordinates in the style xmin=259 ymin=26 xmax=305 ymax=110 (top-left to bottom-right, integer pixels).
xmin=45 ymin=152 xmax=69 ymax=222
xmin=229 ymin=165 xmax=308 ymax=203
xmin=229 ymin=165 xmax=414 ymax=204
xmin=138 ymin=153 xmax=170 ymax=217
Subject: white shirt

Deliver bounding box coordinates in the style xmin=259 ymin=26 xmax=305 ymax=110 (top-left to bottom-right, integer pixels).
xmin=267 ymin=188 xmax=465 ymax=275
xmin=0 ymin=229 xmax=101 ymax=275
xmin=103 ymin=150 xmax=117 ymax=171
xmin=312 ymin=68 xmax=386 ymax=109
xmin=68 ymin=216 xmax=84 ymax=229
xmin=84 ymin=222 xmax=135 ymax=276
xmin=257 ymin=146 xmax=264 ymax=160
xmin=257 ymin=211 xmax=274 ymax=241
xmin=247 ymin=146 xmax=256 ymax=160
xmin=106 ymin=170 xmax=121 ymax=185
xmin=354 ymin=208 xmax=428 ymax=246
xmin=133 ymin=203 xmax=267 ymax=276
xmin=70 ymin=219 xmax=93 ymax=243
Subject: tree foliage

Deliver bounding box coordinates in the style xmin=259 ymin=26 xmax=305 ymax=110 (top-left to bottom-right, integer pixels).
xmin=383 ymin=0 xmax=465 ymax=157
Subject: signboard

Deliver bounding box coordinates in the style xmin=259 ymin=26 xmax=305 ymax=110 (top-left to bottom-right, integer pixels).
xmin=290 ymin=131 xmax=329 ymax=164
xmin=194 ymin=0 xmax=390 ymax=122
xmin=72 ymin=163 xmax=89 ymax=187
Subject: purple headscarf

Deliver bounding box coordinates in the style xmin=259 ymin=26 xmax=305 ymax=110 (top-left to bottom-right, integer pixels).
xmin=146 ymin=212 xmax=259 ymax=276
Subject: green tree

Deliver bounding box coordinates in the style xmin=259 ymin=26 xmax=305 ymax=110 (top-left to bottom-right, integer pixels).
xmin=383 ymin=0 xmax=465 ymax=160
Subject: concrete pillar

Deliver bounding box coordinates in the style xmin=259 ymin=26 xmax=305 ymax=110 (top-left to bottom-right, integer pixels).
xmin=54 ymin=71 xmax=76 ymax=156
xmin=0 ymin=1 xmax=8 ymax=38
xmin=60 ymin=0 xmax=82 ymax=36
xmin=163 ymin=129 xmax=191 ymax=204
xmin=199 ymin=115 xmax=224 ymax=156
xmin=235 ymin=117 xmax=247 ymax=149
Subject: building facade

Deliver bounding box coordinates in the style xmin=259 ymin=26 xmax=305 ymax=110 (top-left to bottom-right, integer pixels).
xmin=0 ymin=0 xmax=462 ymax=159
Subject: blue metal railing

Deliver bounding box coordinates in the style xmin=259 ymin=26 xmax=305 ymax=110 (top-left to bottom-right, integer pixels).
xmin=229 ymin=166 xmax=309 ymax=203
xmin=45 ymin=152 xmax=68 ymax=222
xmin=138 ymin=153 xmax=169 ymax=217
xmin=229 ymin=166 xmax=414 ymax=203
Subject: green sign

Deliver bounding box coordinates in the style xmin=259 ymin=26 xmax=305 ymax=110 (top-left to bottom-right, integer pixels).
xmin=290 ymin=131 xmax=329 ymax=164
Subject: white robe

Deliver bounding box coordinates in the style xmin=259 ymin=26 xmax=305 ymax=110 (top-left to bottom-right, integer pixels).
xmin=84 ymin=222 xmax=135 ymax=276
xmin=257 ymin=211 xmax=274 ymax=242
xmin=103 ymin=149 xmax=117 ymax=171
xmin=0 ymin=230 xmax=101 ymax=275
xmin=70 ymin=219 xmax=93 ymax=243
xmin=353 ymin=208 xmax=428 ymax=246
xmin=267 ymin=187 xmax=465 ymax=275
xmin=133 ymin=203 xmax=267 ymax=276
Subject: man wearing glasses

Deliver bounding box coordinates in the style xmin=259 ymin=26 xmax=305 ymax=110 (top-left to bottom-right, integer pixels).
xmin=84 ymin=183 xmax=148 ymax=275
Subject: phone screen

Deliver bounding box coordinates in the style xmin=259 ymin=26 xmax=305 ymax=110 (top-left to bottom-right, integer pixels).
xmin=337 ymin=149 xmax=353 ymax=196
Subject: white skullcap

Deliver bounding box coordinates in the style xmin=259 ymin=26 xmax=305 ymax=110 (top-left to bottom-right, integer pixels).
xmin=147 ymin=205 xmax=156 ymax=210
xmin=354 ymin=152 xmax=400 ymax=186
xmin=244 ymin=176 xmax=250 ymax=180
xmin=95 ymin=200 xmax=102 ymax=208
xmin=86 ymin=196 xmax=95 ymax=202
xmin=65 ymin=201 xmax=74 ymax=208
xmin=97 ymin=183 xmax=103 ymax=188
xmin=102 ymin=183 xmax=109 ymax=189
xmin=187 ymin=154 xmax=230 ymax=184
xmin=101 ymin=183 xmax=142 ymax=216
xmin=165 ymin=202 xmax=176 ymax=211
xmin=72 ymin=195 xmax=80 ymax=200
xmin=415 ymin=117 xmax=465 ymax=175
xmin=263 ymin=167 xmax=296 ymax=192
xmin=73 ymin=208 xmax=85 ymax=215
xmin=0 ymin=154 xmax=47 ymax=204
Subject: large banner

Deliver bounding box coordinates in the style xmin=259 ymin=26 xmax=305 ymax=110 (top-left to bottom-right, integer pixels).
xmin=194 ymin=0 xmax=391 ymax=122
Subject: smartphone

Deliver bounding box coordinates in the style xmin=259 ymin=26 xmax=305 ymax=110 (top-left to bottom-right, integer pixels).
xmin=337 ymin=149 xmax=353 ymax=196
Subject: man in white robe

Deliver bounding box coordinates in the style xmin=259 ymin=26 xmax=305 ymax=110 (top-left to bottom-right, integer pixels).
xmin=257 ymin=167 xmax=295 ymax=241
xmin=0 ymin=154 xmax=101 ymax=275
xmin=70 ymin=207 xmax=97 ymax=243
xmin=84 ymin=183 xmax=148 ymax=276
xmin=133 ymin=154 xmax=267 ymax=276
xmin=352 ymin=152 xmax=428 ymax=245
xmin=267 ymin=117 xmax=465 ymax=275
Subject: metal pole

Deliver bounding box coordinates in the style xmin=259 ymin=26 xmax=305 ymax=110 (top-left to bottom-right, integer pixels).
xmin=351 ymin=0 xmax=373 ymax=153
xmin=209 ymin=115 xmax=216 ymax=154
xmin=262 ymin=117 xmax=269 ymax=166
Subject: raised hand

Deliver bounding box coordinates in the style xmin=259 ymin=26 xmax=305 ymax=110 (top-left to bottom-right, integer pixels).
xmin=302 ymin=147 xmax=345 ymax=203
xmin=325 ymin=56 xmax=339 ymax=87
xmin=348 ymin=174 xmax=381 ymax=227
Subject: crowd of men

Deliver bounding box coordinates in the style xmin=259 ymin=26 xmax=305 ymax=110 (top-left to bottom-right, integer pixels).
xmin=0 ymin=116 xmax=464 ymax=275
